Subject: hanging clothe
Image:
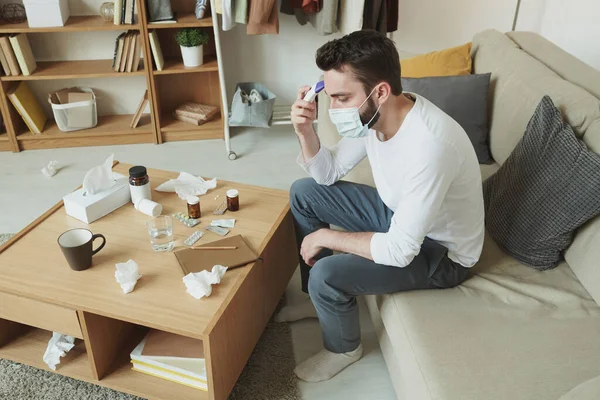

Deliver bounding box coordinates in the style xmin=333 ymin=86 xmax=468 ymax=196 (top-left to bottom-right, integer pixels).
xmin=280 ymin=0 xmax=309 ymax=25
xmin=234 ymin=0 xmax=248 ymax=24
xmin=247 ymin=0 xmax=279 ymax=35
xmin=215 ymin=0 xmax=223 ymax=14
xmin=338 ymin=0 xmax=365 ymax=34
xmin=386 ymin=0 xmax=398 ymax=32
xmin=362 ymin=0 xmax=387 ymax=34
xmin=308 ymin=0 xmax=338 ymax=35
xmin=291 ymin=0 xmax=320 ymax=14
xmin=222 ymin=0 xmax=236 ymax=30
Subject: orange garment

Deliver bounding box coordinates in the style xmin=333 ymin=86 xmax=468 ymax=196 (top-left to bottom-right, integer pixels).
xmin=247 ymin=0 xmax=280 ymax=35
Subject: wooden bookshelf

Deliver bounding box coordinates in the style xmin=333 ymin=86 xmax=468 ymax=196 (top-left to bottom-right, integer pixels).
xmin=1 ymin=60 xmax=146 ymax=81
xmin=147 ymin=13 xmax=213 ymax=29
xmin=155 ymin=56 xmax=218 ymax=75
xmin=0 ymin=16 xmax=140 ymax=33
xmin=0 ymin=0 xmax=229 ymax=153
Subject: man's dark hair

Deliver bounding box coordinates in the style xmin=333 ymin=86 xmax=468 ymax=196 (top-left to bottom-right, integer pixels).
xmin=316 ymin=30 xmax=402 ymax=96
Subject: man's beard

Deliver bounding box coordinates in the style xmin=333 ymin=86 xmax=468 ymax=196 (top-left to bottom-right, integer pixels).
xmin=359 ymin=97 xmax=380 ymax=128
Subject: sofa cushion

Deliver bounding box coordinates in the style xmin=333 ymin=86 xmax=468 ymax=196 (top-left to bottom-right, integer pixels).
xmin=483 ymin=96 xmax=600 ymax=270
xmin=367 ymin=230 xmax=600 ymax=400
xmin=472 ymin=29 xmax=600 ymax=165
xmin=402 ymin=73 xmax=493 ymax=164
xmin=558 ymin=375 xmax=600 ymax=400
xmin=401 ymin=42 xmax=472 ymax=78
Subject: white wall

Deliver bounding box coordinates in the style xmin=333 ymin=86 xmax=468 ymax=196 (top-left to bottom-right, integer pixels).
xmin=516 ymin=0 xmax=600 ymax=70
xmin=392 ymin=0 xmax=518 ymax=54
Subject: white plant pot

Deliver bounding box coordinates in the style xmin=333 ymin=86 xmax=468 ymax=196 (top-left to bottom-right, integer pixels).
xmin=180 ymin=45 xmax=204 ymax=68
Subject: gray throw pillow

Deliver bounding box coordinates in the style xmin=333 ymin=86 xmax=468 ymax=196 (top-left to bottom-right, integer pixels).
xmin=402 ymin=73 xmax=493 ymax=164
xmin=483 ymin=95 xmax=600 ymax=270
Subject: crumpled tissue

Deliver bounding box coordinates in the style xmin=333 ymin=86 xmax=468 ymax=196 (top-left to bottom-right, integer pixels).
xmin=183 ymin=265 xmax=228 ymax=299
xmin=155 ymin=172 xmax=217 ymax=200
xmin=115 ymin=259 xmax=142 ymax=294
xmin=83 ymin=154 xmax=116 ymax=195
xmin=41 ymin=161 xmax=59 ymax=177
xmin=43 ymin=332 xmax=75 ymax=371
xmin=210 ymin=219 xmax=236 ymax=228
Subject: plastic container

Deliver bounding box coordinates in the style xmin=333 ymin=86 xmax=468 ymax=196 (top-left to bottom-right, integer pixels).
xmin=23 ymin=0 xmax=70 ymax=28
xmin=49 ymin=88 xmax=97 ymax=132
xmin=129 ymin=166 xmax=152 ymax=205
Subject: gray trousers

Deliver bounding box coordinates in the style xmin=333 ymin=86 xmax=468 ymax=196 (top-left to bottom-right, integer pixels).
xmin=290 ymin=178 xmax=470 ymax=353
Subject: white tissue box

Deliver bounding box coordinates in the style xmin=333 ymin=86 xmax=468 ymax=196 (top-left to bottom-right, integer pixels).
xmin=63 ymin=173 xmax=131 ymax=224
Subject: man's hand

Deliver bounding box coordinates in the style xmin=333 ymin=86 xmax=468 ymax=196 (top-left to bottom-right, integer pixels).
xmin=301 ymin=229 xmax=326 ymax=267
xmin=291 ymin=85 xmax=317 ymax=138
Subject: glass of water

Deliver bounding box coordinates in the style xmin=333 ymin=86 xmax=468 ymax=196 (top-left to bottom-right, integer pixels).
xmin=146 ymin=215 xmax=174 ymax=252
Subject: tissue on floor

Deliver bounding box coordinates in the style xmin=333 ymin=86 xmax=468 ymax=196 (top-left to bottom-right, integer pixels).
xmin=43 ymin=332 xmax=75 ymax=371
xmin=183 ymin=265 xmax=228 ymax=299
xmin=41 ymin=161 xmax=59 ymax=177
xmin=63 ymin=155 xmax=131 ymax=224
xmin=155 ymin=172 xmax=217 ymax=200
xmin=210 ymin=219 xmax=235 ymax=228
xmin=115 ymin=259 xmax=142 ymax=294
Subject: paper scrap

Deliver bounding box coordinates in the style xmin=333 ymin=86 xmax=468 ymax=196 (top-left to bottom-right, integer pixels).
xmin=155 ymin=172 xmax=217 ymax=200
xmin=43 ymin=332 xmax=75 ymax=371
xmin=183 ymin=265 xmax=228 ymax=299
xmin=210 ymin=219 xmax=235 ymax=228
xmin=41 ymin=161 xmax=59 ymax=177
xmin=115 ymin=259 xmax=142 ymax=294
xmin=83 ymin=154 xmax=116 ymax=195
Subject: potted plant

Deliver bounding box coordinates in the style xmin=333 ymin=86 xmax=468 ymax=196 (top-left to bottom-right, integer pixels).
xmin=175 ymin=28 xmax=209 ymax=68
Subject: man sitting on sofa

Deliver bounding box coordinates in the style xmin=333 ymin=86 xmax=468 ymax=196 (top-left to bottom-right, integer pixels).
xmin=281 ymin=30 xmax=485 ymax=382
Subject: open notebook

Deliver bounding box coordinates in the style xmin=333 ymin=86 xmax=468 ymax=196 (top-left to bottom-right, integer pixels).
xmin=174 ymin=234 xmax=258 ymax=275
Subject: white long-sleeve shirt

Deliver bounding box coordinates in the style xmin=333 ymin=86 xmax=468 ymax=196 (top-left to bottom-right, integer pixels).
xmin=297 ymin=93 xmax=485 ymax=268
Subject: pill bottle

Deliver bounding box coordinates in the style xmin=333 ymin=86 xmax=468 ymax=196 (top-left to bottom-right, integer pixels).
xmin=226 ymin=189 xmax=239 ymax=211
xmin=187 ymin=196 xmax=201 ymax=219
xmin=129 ymin=166 xmax=152 ymax=205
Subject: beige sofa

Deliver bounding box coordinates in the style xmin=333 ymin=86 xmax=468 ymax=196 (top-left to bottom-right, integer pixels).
xmin=316 ymin=30 xmax=600 ymax=400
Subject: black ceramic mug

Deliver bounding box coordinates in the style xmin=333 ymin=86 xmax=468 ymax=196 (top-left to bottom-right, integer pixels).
xmin=57 ymin=228 xmax=106 ymax=271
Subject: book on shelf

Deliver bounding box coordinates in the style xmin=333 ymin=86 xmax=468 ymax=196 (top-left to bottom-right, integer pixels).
xmin=130 ymin=89 xmax=148 ymax=128
xmin=174 ymin=102 xmax=219 ymax=126
xmin=9 ymin=33 xmax=37 ymax=76
xmin=114 ymin=0 xmax=123 ymax=25
xmin=7 ymin=81 xmax=47 ymax=134
xmin=147 ymin=0 xmax=175 ymax=23
xmin=131 ymin=32 xmax=143 ymax=72
xmin=130 ymin=330 xmax=208 ymax=391
xmin=113 ymin=32 xmax=126 ymax=72
xmin=148 ymin=30 xmax=164 ymax=71
xmin=0 ymin=43 xmax=11 ymax=76
xmin=126 ymin=32 xmax=136 ymax=72
xmin=124 ymin=0 xmax=135 ymax=24
xmin=0 ymin=35 xmax=20 ymax=76
xmin=120 ymin=31 xmax=132 ymax=72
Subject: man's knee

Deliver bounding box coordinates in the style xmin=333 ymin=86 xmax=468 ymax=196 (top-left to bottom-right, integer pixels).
xmin=308 ymin=256 xmax=341 ymax=296
xmin=290 ymin=178 xmax=320 ymax=209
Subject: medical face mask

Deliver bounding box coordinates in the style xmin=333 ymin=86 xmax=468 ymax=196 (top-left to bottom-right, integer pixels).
xmin=328 ymin=88 xmax=382 ymax=138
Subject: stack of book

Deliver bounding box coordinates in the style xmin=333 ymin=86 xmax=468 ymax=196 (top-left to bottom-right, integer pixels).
xmin=174 ymin=102 xmax=219 ymax=126
xmin=130 ymin=329 xmax=208 ymax=391
xmin=112 ymin=31 xmax=143 ymax=73
xmin=0 ymin=33 xmax=37 ymax=77
xmin=114 ymin=0 xmax=136 ymax=25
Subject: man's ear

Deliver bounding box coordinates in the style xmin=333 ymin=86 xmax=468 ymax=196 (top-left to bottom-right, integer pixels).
xmin=376 ymin=82 xmax=391 ymax=105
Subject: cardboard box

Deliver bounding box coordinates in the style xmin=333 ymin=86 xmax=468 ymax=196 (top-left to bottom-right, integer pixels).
xmin=23 ymin=0 xmax=70 ymax=28
xmin=63 ymin=173 xmax=131 ymax=224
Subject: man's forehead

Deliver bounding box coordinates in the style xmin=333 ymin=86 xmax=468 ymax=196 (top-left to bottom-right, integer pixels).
xmin=323 ymin=68 xmax=361 ymax=94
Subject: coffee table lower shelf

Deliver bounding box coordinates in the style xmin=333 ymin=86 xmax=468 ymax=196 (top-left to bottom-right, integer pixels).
xmin=0 ymin=320 xmax=208 ymax=400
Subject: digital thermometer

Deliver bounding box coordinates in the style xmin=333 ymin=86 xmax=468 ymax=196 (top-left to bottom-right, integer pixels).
xmin=303 ymin=81 xmax=325 ymax=102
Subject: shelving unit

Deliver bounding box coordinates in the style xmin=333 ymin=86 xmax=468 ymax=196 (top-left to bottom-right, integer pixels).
xmin=0 ymin=0 xmax=232 ymax=157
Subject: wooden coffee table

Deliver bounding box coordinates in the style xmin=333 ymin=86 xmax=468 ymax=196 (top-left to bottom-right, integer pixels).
xmin=0 ymin=162 xmax=298 ymax=400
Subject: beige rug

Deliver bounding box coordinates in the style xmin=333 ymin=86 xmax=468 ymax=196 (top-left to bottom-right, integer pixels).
xmin=0 ymin=234 xmax=300 ymax=400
